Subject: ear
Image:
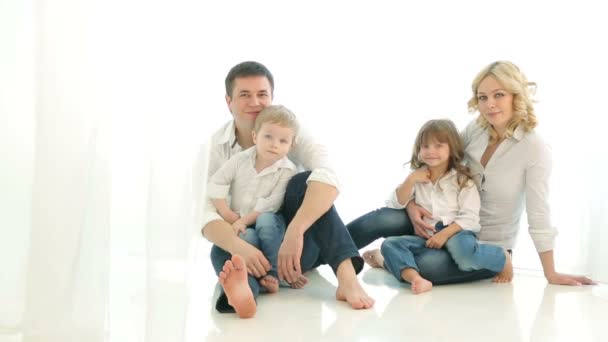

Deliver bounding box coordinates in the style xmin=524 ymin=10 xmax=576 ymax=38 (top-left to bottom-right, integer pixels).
xmin=252 ymin=130 xmax=257 ymax=144
xmin=225 ymin=95 xmax=232 ymax=111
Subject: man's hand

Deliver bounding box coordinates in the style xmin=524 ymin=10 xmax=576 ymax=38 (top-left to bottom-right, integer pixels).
xmin=277 ymin=226 xmax=304 ymax=283
xmin=426 ymin=230 xmax=449 ymax=249
xmin=233 ymin=238 xmax=271 ymax=278
xmin=405 ymin=202 xmax=435 ymax=238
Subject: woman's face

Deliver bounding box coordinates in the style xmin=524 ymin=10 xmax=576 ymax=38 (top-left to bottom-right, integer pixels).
xmin=476 ymin=76 xmax=514 ymax=135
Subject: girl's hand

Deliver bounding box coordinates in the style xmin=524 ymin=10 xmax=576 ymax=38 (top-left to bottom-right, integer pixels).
xmin=545 ymin=272 xmax=597 ymax=286
xmin=407 ymin=168 xmax=431 ymax=184
xmin=426 ymin=231 xmax=449 ymax=249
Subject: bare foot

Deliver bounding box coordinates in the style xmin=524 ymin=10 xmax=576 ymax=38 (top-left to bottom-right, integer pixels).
xmin=218 ymin=255 xmax=256 ymax=318
xmin=289 ymin=275 xmax=309 ymax=289
xmin=260 ymin=275 xmax=279 ymax=293
xmin=363 ymin=249 xmax=384 ymax=268
xmin=336 ymin=281 xmax=375 ymax=310
xmin=410 ymin=276 xmax=433 ymax=294
xmin=493 ymin=250 xmax=513 ymax=283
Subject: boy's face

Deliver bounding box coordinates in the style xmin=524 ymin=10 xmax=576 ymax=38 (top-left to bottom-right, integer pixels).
xmin=225 ymin=76 xmax=273 ymax=130
xmin=252 ymin=122 xmax=295 ymax=164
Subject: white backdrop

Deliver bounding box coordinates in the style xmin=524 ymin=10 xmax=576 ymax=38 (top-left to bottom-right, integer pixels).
xmin=1 ymin=0 xmax=606 ymax=340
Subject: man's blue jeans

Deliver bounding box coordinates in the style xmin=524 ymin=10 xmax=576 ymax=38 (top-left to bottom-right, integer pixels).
xmin=381 ymin=222 xmax=506 ymax=282
xmin=212 ymin=171 xmax=363 ymax=313
xmin=347 ymin=207 xmax=498 ymax=284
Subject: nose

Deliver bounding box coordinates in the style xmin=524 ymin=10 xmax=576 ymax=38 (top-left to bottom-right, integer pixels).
xmin=249 ymin=95 xmax=260 ymax=106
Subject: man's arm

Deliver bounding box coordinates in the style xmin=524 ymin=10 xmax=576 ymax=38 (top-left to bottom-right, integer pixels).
xmin=278 ymin=181 xmax=337 ymax=283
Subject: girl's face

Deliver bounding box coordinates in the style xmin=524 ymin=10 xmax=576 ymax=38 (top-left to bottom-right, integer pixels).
xmin=476 ymin=76 xmax=514 ymax=135
xmin=419 ymin=137 xmax=450 ymax=170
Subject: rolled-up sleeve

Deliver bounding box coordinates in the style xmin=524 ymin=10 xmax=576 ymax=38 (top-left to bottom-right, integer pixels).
xmin=385 ymin=187 xmax=413 ymax=209
xmin=454 ymin=181 xmax=481 ymax=232
xmin=526 ymin=139 xmax=557 ymax=252
xmin=254 ymin=169 xmax=297 ymax=213
xmin=207 ymin=154 xmax=239 ymax=200
xmin=289 ymin=129 xmax=341 ymax=191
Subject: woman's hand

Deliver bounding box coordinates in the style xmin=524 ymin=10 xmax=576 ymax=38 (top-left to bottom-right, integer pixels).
xmin=405 ymin=202 xmax=435 ymax=238
xmin=545 ymin=272 xmax=596 ymax=286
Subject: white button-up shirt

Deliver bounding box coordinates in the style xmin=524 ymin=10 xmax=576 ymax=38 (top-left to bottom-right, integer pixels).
xmin=386 ymin=169 xmax=481 ymax=234
xmin=202 ymin=120 xmax=339 ymax=228
xmin=207 ymin=146 xmax=297 ymax=217
xmin=462 ymin=120 xmax=557 ymax=252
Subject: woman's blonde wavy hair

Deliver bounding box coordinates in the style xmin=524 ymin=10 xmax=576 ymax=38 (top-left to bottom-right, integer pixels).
xmin=467 ymin=61 xmax=538 ymax=144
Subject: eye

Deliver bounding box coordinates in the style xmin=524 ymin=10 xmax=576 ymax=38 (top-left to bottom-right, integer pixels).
xmin=240 ymin=93 xmax=249 ymax=98
xmin=495 ymin=92 xmax=505 ymax=98
xmin=280 ymin=139 xmax=289 ymax=144
xmin=477 ymin=95 xmax=487 ymax=101
xmin=264 ymin=134 xmax=272 ymax=139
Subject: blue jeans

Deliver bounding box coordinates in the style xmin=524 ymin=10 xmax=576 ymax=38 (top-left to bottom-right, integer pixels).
xmin=213 ymin=171 xmax=363 ymax=313
xmin=381 ymin=222 xmax=505 ymax=282
xmin=210 ymin=228 xmax=262 ymax=313
xmin=347 ymin=207 xmax=498 ymax=285
xmin=255 ymin=212 xmax=286 ymax=279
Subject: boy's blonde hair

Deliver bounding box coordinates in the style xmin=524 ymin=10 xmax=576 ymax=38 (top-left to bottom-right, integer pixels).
xmin=254 ymin=105 xmax=299 ymax=136
xmin=467 ymin=61 xmax=538 ymax=144
xmin=410 ymin=119 xmax=474 ymax=189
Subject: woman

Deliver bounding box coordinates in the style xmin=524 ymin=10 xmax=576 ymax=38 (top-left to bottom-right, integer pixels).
xmin=347 ymin=61 xmax=595 ymax=286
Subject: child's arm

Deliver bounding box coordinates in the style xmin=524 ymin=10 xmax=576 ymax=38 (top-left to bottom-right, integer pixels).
xmin=211 ymin=198 xmax=240 ymax=224
xmin=232 ymin=211 xmax=261 ymax=234
xmin=395 ymin=168 xmax=431 ymax=206
xmin=426 ymin=222 xmax=462 ymax=249
xmin=207 ymin=154 xmax=240 ymax=224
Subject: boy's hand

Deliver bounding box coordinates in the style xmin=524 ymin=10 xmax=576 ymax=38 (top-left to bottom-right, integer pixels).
xmin=232 ymin=220 xmax=247 ymax=235
xmin=426 ymin=230 xmax=449 ymax=249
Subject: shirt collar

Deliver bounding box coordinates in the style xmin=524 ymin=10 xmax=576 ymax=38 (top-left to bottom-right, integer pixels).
xmin=217 ymin=120 xmax=238 ymax=148
xmin=512 ymin=124 xmax=525 ymax=141
xmin=247 ymin=147 xmax=297 ymax=176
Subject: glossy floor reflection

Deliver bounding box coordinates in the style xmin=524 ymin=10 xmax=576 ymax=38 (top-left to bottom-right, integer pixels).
xmin=187 ymin=242 xmax=608 ymax=342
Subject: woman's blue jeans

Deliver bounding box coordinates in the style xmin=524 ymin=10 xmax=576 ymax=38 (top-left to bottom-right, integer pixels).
xmin=347 ymin=207 xmax=499 ymax=285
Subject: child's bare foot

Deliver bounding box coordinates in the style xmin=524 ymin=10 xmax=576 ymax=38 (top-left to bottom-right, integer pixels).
xmin=363 ymin=249 xmax=384 ymax=268
xmin=410 ymin=276 xmax=433 ymax=294
xmin=260 ymin=275 xmax=279 ymax=293
xmin=336 ymin=280 xmax=375 ymax=310
xmin=218 ymin=255 xmax=256 ymax=318
xmin=493 ymin=250 xmax=513 ymax=283
xmin=289 ymin=275 xmax=309 ymax=289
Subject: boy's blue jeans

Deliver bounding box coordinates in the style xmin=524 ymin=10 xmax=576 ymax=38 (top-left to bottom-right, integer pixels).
xmin=211 ymin=171 xmax=363 ymax=313
xmin=380 ymin=222 xmax=506 ymax=282
xmin=347 ymin=207 xmax=499 ymax=284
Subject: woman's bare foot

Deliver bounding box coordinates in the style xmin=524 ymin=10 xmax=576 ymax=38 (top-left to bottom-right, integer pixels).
xmin=335 ymin=259 xmax=375 ymax=309
xmin=410 ymin=276 xmax=433 ymax=294
xmin=493 ymin=250 xmax=513 ymax=283
xmin=363 ymin=249 xmax=384 ymax=268
xmin=289 ymin=275 xmax=309 ymax=289
xmin=218 ymin=255 xmax=256 ymax=318
xmin=260 ymin=275 xmax=279 ymax=293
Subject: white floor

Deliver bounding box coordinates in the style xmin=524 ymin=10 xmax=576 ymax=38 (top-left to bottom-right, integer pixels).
xmin=188 ymin=243 xmax=608 ymax=342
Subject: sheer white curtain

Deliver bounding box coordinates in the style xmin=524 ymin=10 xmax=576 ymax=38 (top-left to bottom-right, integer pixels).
xmin=2 ymin=1 xmax=607 ymax=341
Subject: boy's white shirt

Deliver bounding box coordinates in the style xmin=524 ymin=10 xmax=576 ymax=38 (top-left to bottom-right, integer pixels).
xmin=386 ymin=168 xmax=482 ymax=235
xmin=202 ymin=120 xmax=339 ymax=228
xmin=207 ymin=146 xmax=296 ymax=217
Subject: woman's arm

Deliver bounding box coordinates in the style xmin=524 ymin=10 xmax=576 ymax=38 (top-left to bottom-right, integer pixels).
xmin=539 ymin=250 xmax=596 ymax=285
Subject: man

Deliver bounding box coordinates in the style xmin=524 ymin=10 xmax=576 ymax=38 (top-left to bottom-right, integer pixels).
xmin=202 ymin=61 xmax=374 ymax=318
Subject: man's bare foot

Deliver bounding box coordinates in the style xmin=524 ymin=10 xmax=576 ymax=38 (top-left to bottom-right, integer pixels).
xmin=363 ymin=249 xmax=384 ymax=268
xmin=493 ymin=250 xmax=513 ymax=283
xmin=289 ymin=275 xmax=309 ymax=289
xmin=336 ymin=280 xmax=375 ymax=310
xmin=260 ymin=275 xmax=279 ymax=293
xmin=410 ymin=276 xmax=433 ymax=294
xmin=218 ymin=255 xmax=256 ymax=318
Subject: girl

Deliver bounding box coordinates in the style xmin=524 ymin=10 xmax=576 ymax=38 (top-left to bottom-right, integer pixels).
xmin=363 ymin=119 xmax=512 ymax=294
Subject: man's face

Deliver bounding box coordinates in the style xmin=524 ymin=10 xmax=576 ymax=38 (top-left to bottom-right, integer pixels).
xmin=226 ymin=76 xmax=273 ymax=128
